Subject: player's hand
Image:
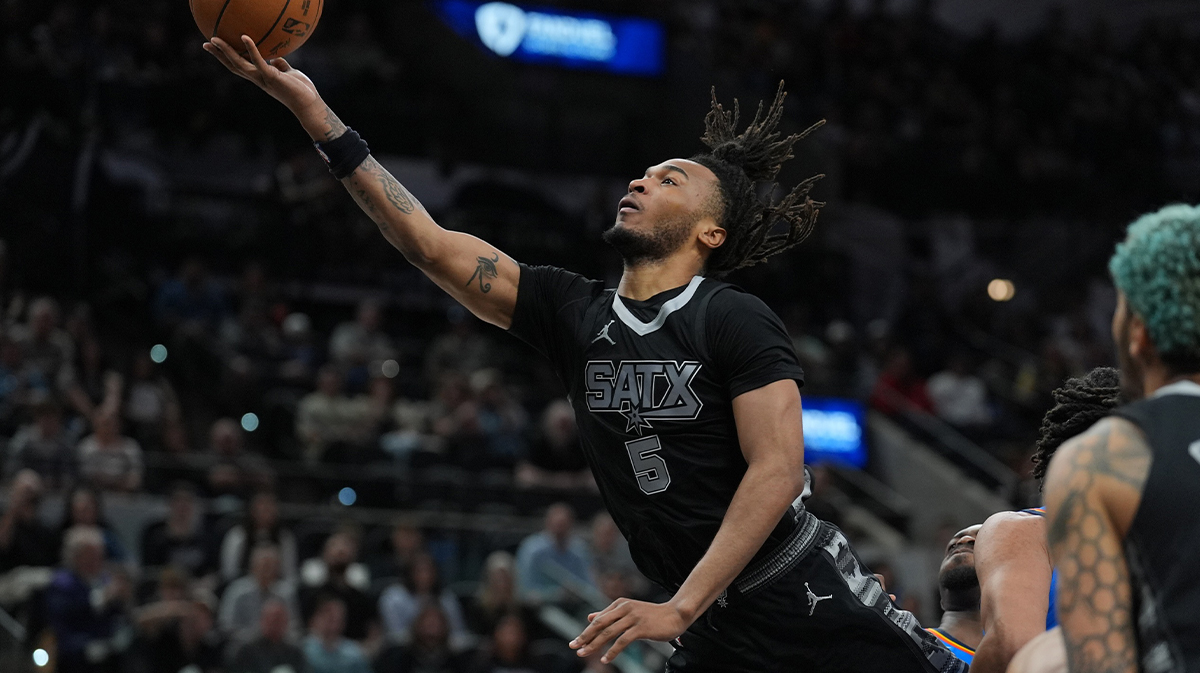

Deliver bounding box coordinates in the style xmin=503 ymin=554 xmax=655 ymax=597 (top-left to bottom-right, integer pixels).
xmin=203 ymin=36 xmax=321 ymax=116
xmin=569 ymin=598 xmax=690 ymax=664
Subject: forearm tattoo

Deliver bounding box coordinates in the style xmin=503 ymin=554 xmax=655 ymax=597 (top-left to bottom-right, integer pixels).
xmin=1046 ymin=419 xmax=1149 ymax=673
xmin=349 ymin=156 xmax=417 ymax=216
xmin=322 ymin=105 xmax=347 ymax=141
xmin=466 ymin=253 xmax=500 ymax=293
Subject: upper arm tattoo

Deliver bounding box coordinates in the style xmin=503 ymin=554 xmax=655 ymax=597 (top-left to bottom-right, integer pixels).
xmin=466 ymin=253 xmax=500 ymax=293
xmin=1045 ymin=419 xmax=1150 ymax=673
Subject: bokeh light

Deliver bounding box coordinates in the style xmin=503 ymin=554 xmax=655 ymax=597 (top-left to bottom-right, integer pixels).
xmin=987 ymin=279 xmax=1016 ymax=302
xmin=150 ymin=344 xmax=168 ymax=363
xmin=33 ymin=649 xmax=49 ymax=667
xmin=338 ymin=487 xmax=357 ymax=506
xmin=241 ymin=413 xmax=260 ymax=432
xmin=382 ymin=359 xmax=400 ymax=378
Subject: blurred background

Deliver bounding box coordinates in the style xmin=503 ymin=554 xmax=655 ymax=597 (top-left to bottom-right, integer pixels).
xmin=2 ymin=0 xmax=1200 ymax=671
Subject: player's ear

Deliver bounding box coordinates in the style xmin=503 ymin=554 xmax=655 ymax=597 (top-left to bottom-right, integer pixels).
xmin=698 ymin=221 xmax=726 ymax=251
xmin=1127 ymin=311 xmax=1150 ymax=362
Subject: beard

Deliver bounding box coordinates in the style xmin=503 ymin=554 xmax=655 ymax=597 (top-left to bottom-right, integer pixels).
xmin=602 ymin=213 xmax=695 ymax=267
xmin=1114 ymin=311 xmax=1146 ymax=401
xmin=940 ymin=564 xmax=979 ymax=593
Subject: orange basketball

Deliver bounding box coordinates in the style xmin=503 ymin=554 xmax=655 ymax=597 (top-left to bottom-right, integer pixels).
xmin=191 ymin=0 xmax=323 ymax=59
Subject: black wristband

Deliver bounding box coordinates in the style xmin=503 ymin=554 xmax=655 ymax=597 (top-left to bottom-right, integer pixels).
xmin=314 ymin=127 xmax=370 ymax=180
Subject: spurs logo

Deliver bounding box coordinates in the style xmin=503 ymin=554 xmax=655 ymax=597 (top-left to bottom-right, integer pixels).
xmin=805 ymin=582 xmax=832 ymax=616
xmin=592 ymin=320 xmax=616 ymax=345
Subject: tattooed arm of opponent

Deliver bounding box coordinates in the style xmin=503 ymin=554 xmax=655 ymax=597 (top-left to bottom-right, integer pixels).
xmin=1042 ymin=417 xmax=1150 ymax=673
xmin=203 ymin=36 xmax=518 ymax=328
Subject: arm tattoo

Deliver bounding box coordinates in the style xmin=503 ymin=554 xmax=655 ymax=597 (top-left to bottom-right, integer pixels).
xmin=322 ymin=106 xmax=347 ymax=141
xmin=357 ymin=156 xmax=416 ymax=214
xmin=466 ymin=253 xmax=500 ymax=293
xmin=1046 ymin=419 xmax=1149 ymax=673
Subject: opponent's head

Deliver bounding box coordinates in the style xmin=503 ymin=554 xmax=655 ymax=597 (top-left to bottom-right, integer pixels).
xmin=604 ymin=82 xmax=824 ymax=277
xmin=937 ymin=524 xmax=981 ymax=613
xmin=1030 ymin=367 xmax=1122 ymax=489
xmin=1109 ymin=204 xmax=1200 ymax=398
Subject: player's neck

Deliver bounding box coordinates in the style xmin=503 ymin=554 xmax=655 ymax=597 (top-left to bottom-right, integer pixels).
xmin=937 ymin=610 xmax=982 ymax=649
xmin=617 ymin=256 xmax=703 ymax=301
xmin=1142 ymin=368 xmax=1200 ymax=397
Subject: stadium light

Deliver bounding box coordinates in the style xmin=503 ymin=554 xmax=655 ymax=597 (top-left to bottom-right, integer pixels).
xmin=33 ymin=649 xmax=49 ymax=667
xmin=988 ymin=278 xmax=1016 ymax=302
xmin=150 ymin=344 xmax=168 ymax=363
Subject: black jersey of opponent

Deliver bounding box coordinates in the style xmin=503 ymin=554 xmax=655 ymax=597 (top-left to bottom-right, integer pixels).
xmin=1110 ymin=381 xmax=1200 ymax=672
xmin=508 ymin=265 xmax=805 ymax=592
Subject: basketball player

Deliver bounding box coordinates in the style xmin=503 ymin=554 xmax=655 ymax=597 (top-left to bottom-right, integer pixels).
xmin=203 ymin=36 xmax=964 ymax=672
xmin=970 ymin=368 xmax=1121 ymax=673
xmin=926 ymin=524 xmax=983 ymax=665
xmin=1044 ymin=204 xmax=1200 ymax=671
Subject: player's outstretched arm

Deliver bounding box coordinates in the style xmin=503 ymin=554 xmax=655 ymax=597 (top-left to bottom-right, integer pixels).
xmin=971 ymin=512 xmax=1054 ymax=673
xmin=203 ymin=36 xmax=519 ymax=328
xmin=1043 ymin=418 xmax=1148 ymax=673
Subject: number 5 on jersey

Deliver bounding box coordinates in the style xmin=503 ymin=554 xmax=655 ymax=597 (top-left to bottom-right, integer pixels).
xmin=626 ymin=435 xmax=671 ymax=495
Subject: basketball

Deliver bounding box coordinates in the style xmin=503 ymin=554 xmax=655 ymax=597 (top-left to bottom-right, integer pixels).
xmin=191 ymin=0 xmax=323 ymax=59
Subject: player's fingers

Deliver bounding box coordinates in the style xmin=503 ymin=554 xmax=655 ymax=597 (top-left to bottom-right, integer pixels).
xmin=571 ymin=604 xmax=626 ymax=649
xmin=202 ymin=42 xmax=243 ymax=76
xmin=271 ymin=57 xmax=293 ymax=72
xmin=241 ymin=35 xmax=276 ymax=75
xmin=210 ymin=37 xmax=257 ymax=77
xmin=577 ymin=616 xmax=632 ymax=656
xmin=601 ymin=630 xmax=639 ymax=664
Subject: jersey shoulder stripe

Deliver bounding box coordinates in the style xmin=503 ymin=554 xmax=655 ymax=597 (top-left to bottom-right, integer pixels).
xmin=925 ymin=628 xmax=974 ymax=664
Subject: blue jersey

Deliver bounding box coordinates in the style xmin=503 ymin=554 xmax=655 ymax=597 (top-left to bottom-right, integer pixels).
xmin=926 ymin=628 xmax=974 ymax=665
xmin=1021 ymin=507 xmax=1058 ymax=630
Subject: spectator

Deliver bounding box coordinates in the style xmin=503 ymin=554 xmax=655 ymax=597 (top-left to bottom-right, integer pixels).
xmin=45 ymin=526 xmax=133 ymax=673
xmin=459 ymin=369 xmax=527 ymax=468
xmin=374 ymin=603 xmax=469 ymax=673
xmin=205 ymin=417 xmax=273 ymax=498
xmin=329 ymin=299 xmax=396 ymax=372
xmin=153 ymin=259 xmax=229 ymax=333
xmin=295 ymin=366 xmax=375 ymax=464
xmin=467 ymin=613 xmax=543 ymax=673
xmin=122 ymin=351 xmax=185 ymax=453
xmin=141 ymin=597 xmax=225 ymax=673
xmin=515 ymin=399 xmax=591 ymax=490
xmin=369 ymin=519 xmax=426 ymax=582
xmin=514 ymin=503 xmax=592 ymax=605
xmin=299 ymin=530 xmax=374 ymax=641
xmin=869 ymin=348 xmax=934 ymax=416
xmin=228 ymin=597 xmax=309 ymax=673
xmin=133 ymin=566 xmax=193 ymax=639
xmin=587 ymin=513 xmax=643 ymax=596
xmin=77 ymin=409 xmax=143 ymax=492
xmin=927 ymin=352 xmax=993 ymax=430
xmin=10 ymin=297 xmax=74 ymax=395
xmin=303 ymin=594 xmax=372 ymax=673
xmin=219 ymin=543 xmax=302 ymax=640
xmin=5 ymin=399 xmax=76 ymax=487
xmin=379 ymin=552 xmax=467 ymax=644
xmin=140 ymin=482 xmax=214 ymax=577
xmin=59 ymin=485 xmax=128 ymax=563
xmin=464 ymin=551 xmax=524 ymax=638
xmin=220 ymin=490 xmax=299 ymax=583
xmin=0 ymin=469 xmax=58 ymax=571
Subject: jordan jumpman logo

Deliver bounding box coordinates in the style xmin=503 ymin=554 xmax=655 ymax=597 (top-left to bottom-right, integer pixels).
xmin=805 ymin=582 xmax=832 ymax=616
xmin=592 ymin=320 xmax=616 ymax=345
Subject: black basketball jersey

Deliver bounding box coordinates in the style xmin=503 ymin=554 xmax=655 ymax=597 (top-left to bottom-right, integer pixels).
xmin=509 ymin=264 xmax=805 ymax=591
xmin=1111 ymin=380 xmax=1200 ymax=673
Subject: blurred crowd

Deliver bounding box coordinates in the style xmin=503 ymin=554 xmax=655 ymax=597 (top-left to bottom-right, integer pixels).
xmin=2 ymin=462 xmax=644 ymax=673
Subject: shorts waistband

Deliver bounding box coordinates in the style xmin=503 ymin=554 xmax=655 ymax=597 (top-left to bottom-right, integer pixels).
xmin=732 ymin=508 xmax=822 ymax=596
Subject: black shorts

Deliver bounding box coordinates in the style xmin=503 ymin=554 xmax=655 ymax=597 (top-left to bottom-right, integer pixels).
xmin=666 ymin=512 xmax=967 ymax=673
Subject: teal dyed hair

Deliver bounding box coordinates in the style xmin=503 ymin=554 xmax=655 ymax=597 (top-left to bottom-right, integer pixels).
xmin=1109 ymin=204 xmax=1200 ymax=372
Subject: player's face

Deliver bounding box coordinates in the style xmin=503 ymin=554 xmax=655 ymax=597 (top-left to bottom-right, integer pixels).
xmin=1112 ymin=292 xmax=1145 ymax=401
xmin=939 ymin=524 xmax=981 ymax=575
xmin=603 ymin=159 xmax=723 ymax=265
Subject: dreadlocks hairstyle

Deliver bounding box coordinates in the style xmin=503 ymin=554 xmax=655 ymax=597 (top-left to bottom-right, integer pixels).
xmin=690 ymin=82 xmax=825 ymax=279
xmin=1030 ymin=367 xmax=1122 ymax=488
